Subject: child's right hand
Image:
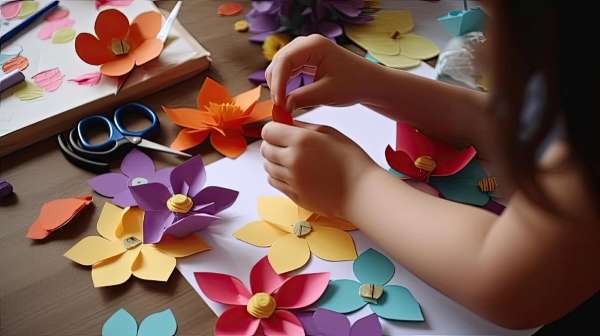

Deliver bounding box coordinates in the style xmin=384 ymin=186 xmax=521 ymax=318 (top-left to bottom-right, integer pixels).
xmin=265 ymin=34 xmax=383 ymax=112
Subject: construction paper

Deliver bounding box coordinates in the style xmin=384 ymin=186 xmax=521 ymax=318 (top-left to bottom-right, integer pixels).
xmin=88 ymin=148 xmax=174 ymax=208
xmin=0 ymin=0 xmax=21 ymax=19
xmin=51 ymin=27 xmax=76 ymax=43
xmin=45 ymin=6 xmax=69 ymax=21
xmin=349 ymin=314 xmax=383 ymax=336
xmin=102 ymin=308 xmax=137 ymax=336
xmin=364 ymin=53 xmax=381 ymax=64
xmin=438 ymin=8 xmax=486 ymax=37
xmin=272 ymin=104 xmax=293 ymax=125
xmin=38 ymin=17 xmax=75 ymax=40
xmin=64 ymin=203 xmax=208 ymax=287
xmin=96 ymin=0 xmax=135 ymax=10
xmin=397 ymin=33 xmax=440 ymax=60
xmin=17 ymin=0 xmax=38 ymax=19
xmin=300 ymin=309 xmax=383 ymax=336
xmin=369 ymin=52 xmax=420 ymax=69
xmin=429 ymin=160 xmax=490 ymax=206
xmin=68 ymin=72 xmax=102 ymax=86
xmin=26 ymin=195 xmax=93 ymax=240
xmin=32 ymin=67 xmax=64 ymax=92
xmin=312 ymin=308 xmax=351 ymax=335
xmin=2 ymin=55 xmax=29 ymax=72
xmin=483 ymin=199 xmax=505 ymax=215
xmin=217 ymin=3 xmax=243 ymax=16
xmin=163 ymin=77 xmax=273 ymax=157
xmin=13 ymin=81 xmax=43 ymax=101
xmin=129 ymin=155 xmax=238 ymax=243
xmin=234 ymin=196 xmax=357 ymax=274
xmin=195 ymin=256 xmax=329 ymax=335
xmin=102 ymin=308 xmax=177 ymax=336
xmin=318 ymin=248 xmax=424 ymax=321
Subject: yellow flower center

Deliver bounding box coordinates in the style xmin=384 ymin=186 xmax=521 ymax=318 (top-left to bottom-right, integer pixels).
xmin=292 ymin=221 xmax=312 ymax=237
xmin=111 ymin=38 xmax=130 ymax=56
xmin=166 ymin=194 xmax=194 ymax=214
xmin=359 ymin=283 xmax=384 ymax=304
xmin=414 ymin=155 xmax=437 ymax=173
xmin=246 ymin=293 xmax=277 ymax=319
xmin=234 ymin=19 xmax=249 ymax=32
xmin=123 ymin=236 xmax=142 ymax=250
xmin=262 ymin=33 xmax=291 ymax=61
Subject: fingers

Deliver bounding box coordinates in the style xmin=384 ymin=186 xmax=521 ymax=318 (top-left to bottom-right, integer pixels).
xmin=261 ymin=121 xmax=304 ymax=147
xmin=263 ymin=160 xmax=291 ymax=182
xmin=260 ymin=139 xmax=289 ymax=166
xmin=284 ymin=78 xmax=333 ymax=111
xmin=293 ymin=120 xmax=344 ymax=137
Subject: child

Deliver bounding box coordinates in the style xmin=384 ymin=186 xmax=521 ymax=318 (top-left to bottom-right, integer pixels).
xmin=259 ymin=0 xmax=600 ymax=330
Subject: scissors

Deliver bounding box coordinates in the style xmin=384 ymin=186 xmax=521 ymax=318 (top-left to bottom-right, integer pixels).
xmin=58 ymin=102 xmax=190 ymax=173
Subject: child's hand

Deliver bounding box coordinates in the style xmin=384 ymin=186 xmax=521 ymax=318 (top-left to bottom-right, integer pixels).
xmin=265 ymin=34 xmax=382 ymax=112
xmin=260 ymin=120 xmax=378 ymax=218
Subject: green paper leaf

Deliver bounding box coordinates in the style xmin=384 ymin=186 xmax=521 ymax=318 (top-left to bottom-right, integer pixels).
xmin=52 ymin=27 xmax=76 ymax=44
xmin=370 ymin=285 xmax=424 ymax=321
xmin=429 ymin=160 xmax=490 ymax=206
xmin=318 ymin=279 xmax=367 ymax=313
xmin=138 ymin=309 xmax=177 ymax=336
xmin=102 ymin=308 xmax=137 ymax=336
xmin=353 ymin=248 xmax=395 ymax=286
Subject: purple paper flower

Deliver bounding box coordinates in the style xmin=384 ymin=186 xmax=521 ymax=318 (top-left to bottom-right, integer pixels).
xmin=129 ymin=156 xmax=239 ymax=244
xmin=88 ymin=149 xmax=174 ymax=208
xmin=297 ymin=309 xmax=383 ymax=336
xmin=248 ymin=66 xmax=315 ymax=94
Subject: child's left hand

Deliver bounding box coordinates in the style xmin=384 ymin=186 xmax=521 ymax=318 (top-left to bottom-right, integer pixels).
xmin=260 ymin=120 xmax=378 ymax=218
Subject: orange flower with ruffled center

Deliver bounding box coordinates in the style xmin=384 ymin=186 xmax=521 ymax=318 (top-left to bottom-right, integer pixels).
xmin=75 ymin=9 xmax=163 ymax=77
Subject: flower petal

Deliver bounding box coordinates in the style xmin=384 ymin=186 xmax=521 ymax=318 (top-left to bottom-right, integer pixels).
xmin=170 ymin=155 xmax=206 ymax=196
xmin=112 ymin=189 xmax=138 ymax=208
xmin=258 ymin=196 xmax=302 ymax=233
xmin=132 ymin=245 xmax=176 ymax=281
xmin=385 ymin=146 xmax=426 ymax=180
xmin=129 ymin=182 xmax=171 ymax=211
xmin=310 ymin=215 xmax=356 ymax=231
xmin=295 ymin=311 xmax=319 ymax=335
xmin=250 ymin=256 xmax=287 ymax=294
xmin=312 ymin=308 xmax=350 ymax=336
xmin=163 ymin=213 xmax=219 ymax=238
xmin=317 ymin=279 xmax=366 ymax=313
xmin=192 ymin=186 xmax=238 ymax=215
xmin=132 ymin=38 xmax=163 ymax=66
xmin=244 ymin=99 xmax=274 ymax=125
xmin=233 ymin=85 xmax=261 ymax=114
xmin=429 ymin=160 xmax=489 ymax=206
xmin=233 ymin=220 xmax=288 ymax=247
xmin=96 ymin=202 xmax=126 ymax=241
xmin=306 ymin=225 xmax=357 ymax=262
xmin=116 ymin=207 xmax=144 ymax=241
xmin=75 ymin=32 xmax=115 ymax=65
xmin=131 ymin=11 xmax=162 ymax=41
xmin=210 ymin=130 xmax=247 ymax=158
xmin=102 ymin=308 xmax=138 ymax=336
xmin=369 ymin=285 xmax=424 ymax=321
xmin=215 ymin=306 xmax=260 ymax=336
xmin=120 ymin=148 xmax=155 ymax=178
xmin=398 ymin=33 xmax=439 ymax=60
xmin=154 ymin=234 xmax=210 ymax=258
xmin=170 ymin=128 xmax=210 ymax=151
xmin=261 ymin=310 xmax=304 ymax=336
xmin=150 ymin=167 xmax=175 ymax=189
xmin=138 ymin=309 xmax=177 ymax=336
xmin=350 ymin=314 xmax=383 ymax=336
xmin=88 ymin=172 xmax=128 ymax=197
xmin=268 ymin=234 xmax=310 ymax=274
xmin=95 ymin=9 xmax=129 ymax=43
xmin=353 ymin=248 xmax=395 ymax=286
xmin=247 ymin=69 xmax=266 ymax=85
xmin=275 ymin=272 xmax=330 ymax=309
xmin=91 ymin=247 xmax=140 ymax=287
xmin=194 ymin=272 xmax=252 ymax=305
xmin=197 ymin=77 xmax=233 ymax=109
xmin=64 ymin=236 xmax=125 ymax=266
xmin=163 ymin=106 xmax=215 ymax=130
xmin=143 ymin=210 xmax=175 ymax=244
xmin=100 ymin=54 xmax=136 ymax=77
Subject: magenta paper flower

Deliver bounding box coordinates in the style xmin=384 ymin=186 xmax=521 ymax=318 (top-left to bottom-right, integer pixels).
xmin=195 ymin=256 xmax=330 ymax=336
xmin=88 ymin=149 xmax=174 ymax=208
xmin=296 ymin=309 xmax=383 ymax=336
xmin=129 ymin=156 xmax=239 ymax=244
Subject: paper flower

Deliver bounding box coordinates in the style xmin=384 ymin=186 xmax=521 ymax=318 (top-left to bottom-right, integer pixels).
xmin=64 ymin=203 xmax=209 ymax=287
xmin=248 ymin=65 xmax=315 ymax=95
xmin=296 ymin=309 xmax=382 ymax=336
xmin=88 ymin=149 xmax=174 ymax=208
xmin=385 ymin=122 xmax=477 ymax=181
xmin=345 ymin=10 xmax=439 ymax=69
xmin=195 ymin=256 xmax=330 ymax=336
xmin=262 ymin=33 xmax=291 ymax=60
xmin=163 ymin=77 xmax=274 ymax=158
xmin=234 ymin=196 xmax=357 ymax=274
xmin=129 ymin=156 xmax=239 ymax=244
xmin=102 ymin=308 xmax=176 ymax=336
xmin=75 ymin=9 xmax=163 ymax=77
xmin=429 ymin=160 xmax=495 ymax=206
xmin=318 ymin=248 xmax=424 ymax=321
xmin=26 ymin=195 xmax=93 ymax=240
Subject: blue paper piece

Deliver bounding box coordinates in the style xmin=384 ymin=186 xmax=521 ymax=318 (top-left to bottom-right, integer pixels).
xmin=318 ymin=279 xmax=367 ymax=313
xmin=429 ymin=160 xmax=490 ymax=206
xmin=370 ymin=285 xmax=424 ymax=321
xmin=138 ymin=309 xmax=177 ymax=336
xmin=365 ymin=53 xmax=381 ymax=64
xmin=102 ymin=308 xmax=137 ymax=336
xmin=353 ymin=248 xmax=395 ymax=286
xmin=438 ymin=7 xmax=487 ymax=36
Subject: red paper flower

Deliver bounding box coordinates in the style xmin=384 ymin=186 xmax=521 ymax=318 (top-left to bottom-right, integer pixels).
xmin=385 ymin=122 xmax=477 ymax=181
xmin=195 ymin=256 xmax=329 ymax=336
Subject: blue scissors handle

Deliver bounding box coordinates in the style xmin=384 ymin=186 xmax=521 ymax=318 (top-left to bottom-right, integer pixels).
xmin=113 ymin=102 xmax=159 ymax=137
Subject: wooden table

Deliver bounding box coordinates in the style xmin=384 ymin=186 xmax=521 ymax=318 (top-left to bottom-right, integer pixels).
xmin=0 ymin=1 xmax=589 ymax=335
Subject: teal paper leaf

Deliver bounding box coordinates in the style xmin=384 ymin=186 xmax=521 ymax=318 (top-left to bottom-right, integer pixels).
xmin=429 ymin=160 xmax=490 ymax=206
xmin=353 ymin=248 xmax=395 ymax=286
xmin=102 ymin=308 xmax=137 ymax=336
xmin=138 ymin=309 xmax=177 ymax=336
xmin=318 ymin=279 xmax=367 ymax=313
xmin=370 ymin=285 xmax=424 ymax=321
xmin=365 ymin=53 xmax=381 ymax=64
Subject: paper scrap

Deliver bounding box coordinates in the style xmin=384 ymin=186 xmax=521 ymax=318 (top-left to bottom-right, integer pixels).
xmin=45 ymin=7 xmax=69 ymax=21
xmin=298 ymin=309 xmax=383 ymax=336
xmin=26 ymin=195 xmax=93 ymax=240
xmin=96 ymin=0 xmax=135 ymax=10
xmin=218 ymin=3 xmax=243 ymax=16
xmin=52 ymin=27 xmax=76 ymax=43
xmin=17 ymin=0 xmax=39 ymax=19
xmin=38 ymin=18 xmax=75 ymax=40
xmin=32 ymin=68 xmax=64 ymax=92
xmin=68 ymin=72 xmax=102 ymax=86
xmin=14 ymin=81 xmax=44 ymax=101
xmin=0 ymin=0 xmax=22 ymax=19
xmin=2 ymin=55 xmax=29 ymax=73
xmin=102 ymin=308 xmax=177 ymax=336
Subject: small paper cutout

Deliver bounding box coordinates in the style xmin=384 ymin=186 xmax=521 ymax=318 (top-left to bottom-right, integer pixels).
xmin=0 ymin=0 xmax=22 ymax=19
xmin=102 ymin=308 xmax=177 ymax=336
xmin=69 ymin=72 xmax=102 ymax=86
xmin=45 ymin=7 xmax=69 ymax=21
xmin=32 ymin=68 xmax=64 ymax=92
xmin=429 ymin=160 xmax=491 ymax=206
xmin=438 ymin=8 xmax=487 ymax=37
xmin=38 ymin=18 xmax=75 ymax=40
xmin=297 ymin=309 xmax=383 ymax=336
xmin=2 ymin=55 xmax=29 ymax=73
xmin=14 ymin=81 xmax=43 ymax=101
xmin=0 ymin=45 xmax=23 ymax=66
xmin=96 ymin=0 xmax=135 ymax=10
xmin=26 ymin=195 xmax=93 ymax=240
xmin=217 ymin=3 xmax=243 ymax=16
xmin=17 ymin=0 xmax=38 ymax=19
xmin=52 ymin=27 xmax=76 ymax=43
xmin=234 ymin=196 xmax=357 ymax=274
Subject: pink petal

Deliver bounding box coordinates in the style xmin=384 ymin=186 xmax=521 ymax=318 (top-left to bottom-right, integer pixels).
xmin=68 ymin=72 xmax=102 ymax=86
xmin=274 ymin=273 xmax=330 ymax=309
xmin=1 ymin=1 xmax=22 ymax=20
xmin=88 ymin=172 xmax=128 ymax=197
xmin=215 ymin=306 xmax=260 ymax=336
xmin=194 ymin=272 xmax=252 ymax=305
xmin=45 ymin=7 xmax=70 ymax=21
xmin=250 ymin=256 xmax=288 ymax=295
xmin=37 ymin=18 xmax=75 ymax=40
xmin=120 ymin=148 xmax=155 ymax=178
xmin=261 ymin=310 xmax=305 ymax=336
xmin=32 ymin=68 xmax=64 ymax=92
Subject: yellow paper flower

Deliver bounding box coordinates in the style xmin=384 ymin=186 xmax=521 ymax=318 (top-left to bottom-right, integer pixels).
xmin=262 ymin=33 xmax=291 ymax=61
xmin=233 ymin=196 xmax=357 ymax=274
xmin=64 ymin=203 xmax=210 ymax=287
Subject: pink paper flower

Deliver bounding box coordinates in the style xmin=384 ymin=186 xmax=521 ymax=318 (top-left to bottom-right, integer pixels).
xmin=195 ymin=256 xmax=330 ymax=336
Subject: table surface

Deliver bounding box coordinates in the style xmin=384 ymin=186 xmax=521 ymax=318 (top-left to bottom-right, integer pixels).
xmin=0 ymin=1 xmax=583 ymax=335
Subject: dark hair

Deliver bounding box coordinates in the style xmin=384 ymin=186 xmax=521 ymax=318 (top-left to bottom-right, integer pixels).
xmin=490 ymin=0 xmax=600 ymax=212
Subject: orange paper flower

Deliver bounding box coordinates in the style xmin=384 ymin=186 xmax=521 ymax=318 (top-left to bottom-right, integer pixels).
xmin=163 ymin=78 xmax=274 ymax=158
xmin=75 ymin=9 xmax=163 ymax=77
